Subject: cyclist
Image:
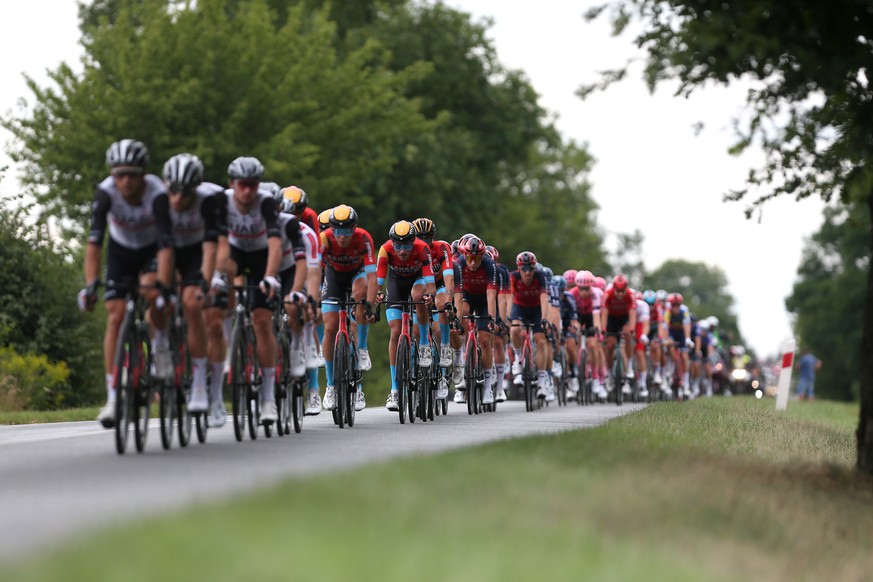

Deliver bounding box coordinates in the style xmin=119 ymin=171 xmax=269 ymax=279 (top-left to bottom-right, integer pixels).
xmin=281 ymin=185 xmax=319 ymax=233
xmin=559 ymin=277 xmax=580 ymax=397
xmin=664 ymin=292 xmax=693 ymax=397
xmin=377 ymin=220 xmax=436 ymax=410
xmin=509 ymin=251 xmax=553 ymax=400
xmin=210 ymin=157 xmax=287 ymax=425
xmin=488 ymin=245 xmax=512 ymax=403
xmin=633 ymin=290 xmax=650 ymax=399
xmin=570 ymin=271 xmax=607 ymax=400
xmin=78 ymin=139 xmax=174 ymax=428
xmin=452 ymin=236 xmax=499 ymax=404
xmin=412 ymin=217 xmax=455 ymax=401
xmin=160 ymin=153 xmax=226 ymax=414
xmin=600 ymin=274 xmax=636 ymax=396
xmin=319 ymin=204 xmax=378 ymax=411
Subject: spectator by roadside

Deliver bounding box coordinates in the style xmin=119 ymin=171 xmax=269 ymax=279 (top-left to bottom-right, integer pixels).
xmin=795 ymin=348 xmax=822 ymax=401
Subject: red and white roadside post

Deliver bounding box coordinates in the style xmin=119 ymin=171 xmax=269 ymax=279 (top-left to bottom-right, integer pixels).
xmin=775 ymin=338 xmax=796 ymax=411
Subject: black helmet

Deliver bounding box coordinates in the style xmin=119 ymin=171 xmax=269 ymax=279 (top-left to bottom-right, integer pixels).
xmin=162 ymin=153 xmax=204 ymax=194
xmin=106 ymin=139 xmax=149 ymax=168
xmin=411 ymin=217 xmax=435 ymax=239
xmin=227 ymin=156 xmax=264 ymax=180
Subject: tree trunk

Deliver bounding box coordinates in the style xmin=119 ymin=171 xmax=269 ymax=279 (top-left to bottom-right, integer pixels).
xmin=856 ymin=191 xmax=873 ymax=473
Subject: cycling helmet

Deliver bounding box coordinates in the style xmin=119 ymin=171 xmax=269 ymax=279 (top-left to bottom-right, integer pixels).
xmin=162 ymin=153 xmax=203 ymax=194
xmin=542 ymin=266 xmax=554 ymax=279
xmin=317 ymin=208 xmax=332 ymax=231
xmin=329 ymin=204 xmax=357 ymax=229
xmin=563 ymin=269 xmax=577 ymax=286
xmin=259 ymin=181 xmax=281 ymax=199
xmin=485 ymin=245 xmax=499 ymax=262
xmin=553 ymin=275 xmax=566 ymax=293
xmin=411 ymin=217 xmax=435 ymax=240
xmin=227 ymin=156 xmax=264 ymax=180
xmin=656 ymin=289 xmax=668 ymax=302
xmin=673 ymin=292 xmax=684 ymax=304
xmin=575 ymin=270 xmax=595 ymax=287
xmin=516 ymin=251 xmax=537 ymax=269
xmin=634 ymin=290 xmax=643 ymax=301
xmin=389 ymin=220 xmax=417 ymax=244
xmin=612 ymin=274 xmax=629 ymax=290
xmin=594 ymin=276 xmax=606 ymax=290
xmin=642 ymin=289 xmax=656 ymax=305
xmin=282 ymin=186 xmax=307 ymax=211
xmin=699 ymin=320 xmax=711 ymax=331
xmin=667 ymin=293 xmax=677 ymax=304
xmin=461 ymin=236 xmax=486 ymax=257
xmin=106 ymin=139 xmax=149 ymax=168
xmin=451 ymin=239 xmax=460 ymax=255
xmin=707 ymin=315 xmax=720 ymax=328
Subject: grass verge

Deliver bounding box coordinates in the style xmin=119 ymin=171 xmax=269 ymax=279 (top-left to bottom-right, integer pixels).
xmin=0 ymin=407 xmax=101 ymax=425
xmin=4 ymin=398 xmax=870 ymax=581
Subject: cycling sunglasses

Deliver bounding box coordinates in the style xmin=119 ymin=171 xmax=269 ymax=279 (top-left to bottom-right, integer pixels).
xmin=333 ymin=227 xmax=354 ymax=237
xmin=394 ymin=241 xmax=414 ymax=251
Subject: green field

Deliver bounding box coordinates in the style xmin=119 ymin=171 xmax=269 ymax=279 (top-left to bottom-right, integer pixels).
xmin=5 ymin=398 xmax=870 ymax=581
xmin=0 ymin=407 xmax=102 ymax=425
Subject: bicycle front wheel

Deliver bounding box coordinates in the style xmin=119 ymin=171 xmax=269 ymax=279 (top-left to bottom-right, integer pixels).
xmin=113 ymin=314 xmax=136 ymax=454
xmin=334 ymin=334 xmax=349 ymax=428
xmin=396 ymin=337 xmax=410 ymax=424
xmin=134 ymin=329 xmax=152 ymax=453
xmin=230 ymin=322 xmax=248 ymax=442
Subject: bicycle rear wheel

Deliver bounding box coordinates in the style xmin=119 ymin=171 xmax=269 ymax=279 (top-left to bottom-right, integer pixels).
xmin=465 ymin=341 xmax=476 ymax=416
xmin=523 ymin=351 xmax=534 ymax=412
xmin=276 ymin=333 xmax=290 ymax=437
xmin=291 ymin=376 xmax=304 ymax=433
xmin=614 ymin=347 xmax=624 ymax=406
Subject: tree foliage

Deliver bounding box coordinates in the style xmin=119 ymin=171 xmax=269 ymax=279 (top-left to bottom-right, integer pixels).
xmin=584 ymin=0 xmax=873 ymax=469
xmin=644 ymin=259 xmax=741 ymax=344
xmin=786 ymin=205 xmax=868 ymax=401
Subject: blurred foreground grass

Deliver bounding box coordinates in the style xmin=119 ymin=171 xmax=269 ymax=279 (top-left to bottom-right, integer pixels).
xmin=5 ymin=397 xmax=871 ymax=582
xmin=0 ymin=407 xmax=101 ymax=424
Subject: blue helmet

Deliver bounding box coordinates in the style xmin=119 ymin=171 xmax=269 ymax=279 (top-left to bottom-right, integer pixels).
xmin=642 ymin=289 xmax=656 ymax=305
xmin=552 ymin=275 xmax=566 ymax=293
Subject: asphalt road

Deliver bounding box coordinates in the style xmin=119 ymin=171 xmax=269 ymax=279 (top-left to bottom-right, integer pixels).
xmin=0 ymin=399 xmax=644 ymax=561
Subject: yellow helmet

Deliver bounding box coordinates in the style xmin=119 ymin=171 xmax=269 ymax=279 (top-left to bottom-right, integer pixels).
xmin=389 ymin=220 xmax=417 ymax=244
xmin=282 ymin=185 xmax=307 ymax=209
xmin=318 ymin=208 xmax=332 ymax=231
xmin=329 ymin=204 xmax=357 ymax=228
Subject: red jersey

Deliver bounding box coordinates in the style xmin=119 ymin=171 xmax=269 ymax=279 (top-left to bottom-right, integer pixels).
xmin=602 ymin=287 xmax=635 ymax=317
xmin=453 ymin=255 xmax=498 ymax=296
xmin=377 ymin=239 xmax=433 ymax=279
xmin=650 ymin=301 xmax=665 ymax=323
xmin=509 ymin=270 xmax=547 ymax=308
xmin=296 ymin=207 xmax=319 ymax=233
xmin=570 ymin=286 xmax=594 ymax=316
xmin=320 ymin=227 xmax=376 ymax=273
xmin=427 ymin=240 xmax=453 ymax=285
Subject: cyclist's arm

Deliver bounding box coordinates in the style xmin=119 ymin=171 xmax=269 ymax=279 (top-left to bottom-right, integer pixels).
xmin=84 ymin=242 xmax=101 ymax=284
xmin=487 ymin=288 xmax=498 ymax=321
xmin=153 ymin=193 xmax=174 ymax=288
xmin=600 ymin=305 xmax=609 ymax=331
xmin=85 ymin=188 xmax=110 ymax=284
xmin=200 ymin=241 xmax=217 ymax=284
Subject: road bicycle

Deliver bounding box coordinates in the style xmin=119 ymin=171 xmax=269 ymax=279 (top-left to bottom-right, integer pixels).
xmin=460 ymin=314 xmax=496 ymax=415
xmin=511 ymin=321 xmax=541 ymax=412
xmin=112 ymin=283 xmax=161 ymax=454
xmin=322 ymin=294 xmax=369 ymax=429
xmin=274 ymin=296 xmax=307 ymax=436
xmin=227 ymin=282 xmax=264 ymax=441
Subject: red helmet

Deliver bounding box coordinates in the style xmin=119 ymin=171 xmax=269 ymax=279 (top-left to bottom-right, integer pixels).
xmin=594 ymin=276 xmax=606 ymax=290
xmin=516 ymin=251 xmax=538 ymax=269
xmin=612 ymin=274 xmax=629 ymax=290
xmin=486 ymin=245 xmax=499 ymax=262
xmin=673 ymin=292 xmax=684 ymax=304
xmin=461 ymin=236 xmax=486 ymax=257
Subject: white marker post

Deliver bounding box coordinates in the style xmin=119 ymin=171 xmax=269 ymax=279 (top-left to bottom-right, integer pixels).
xmin=775 ymin=338 xmax=796 ymax=411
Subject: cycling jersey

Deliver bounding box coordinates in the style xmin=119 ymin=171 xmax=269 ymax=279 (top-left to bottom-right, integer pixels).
xmin=569 ymin=286 xmax=594 ymax=316
xmin=602 ymin=287 xmax=635 ymax=317
xmin=546 ymin=277 xmax=562 ymax=308
xmin=295 ymin=207 xmax=319 ymax=233
xmin=276 ymin=212 xmax=307 ymax=272
xmin=425 ymin=240 xmax=453 ymax=288
xmin=454 ymin=255 xmax=498 ymax=296
xmin=560 ymin=291 xmax=578 ymax=332
xmin=221 ymin=189 xmax=281 ymax=252
xmin=320 ymin=228 xmax=376 ymax=273
xmin=88 ymin=174 xmax=173 ymax=250
xmin=299 ymin=222 xmax=321 ymax=270
xmin=509 ymin=269 xmax=547 ymax=308
xmin=169 ymin=181 xmax=224 ymax=248
xmin=377 ymin=239 xmax=434 ymax=281
xmin=496 ymin=263 xmax=511 ymax=296
xmin=665 ymin=304 xmax=690 ymax=330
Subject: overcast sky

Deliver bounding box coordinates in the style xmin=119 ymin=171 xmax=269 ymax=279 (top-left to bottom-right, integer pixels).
xmin=1 ymin=0 xmax=828 ymax=356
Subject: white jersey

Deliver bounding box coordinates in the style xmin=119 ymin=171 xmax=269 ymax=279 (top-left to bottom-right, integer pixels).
xmin=224 ymin=189 xmax=278 ymax=252
xmin=276 ymin=212 xmax=308 ymax=271
xmin=169 ymin=182 xmax=223 ymax=248
xmin=636 ymin=298 xmax=650 ymax=323
xmin=89 ymin=174 xmax=170 ymax=250
xmin=591 ymin=287 xmax=604 ymax=311
xmin=299 ymin=221 xmax=321 ymax=269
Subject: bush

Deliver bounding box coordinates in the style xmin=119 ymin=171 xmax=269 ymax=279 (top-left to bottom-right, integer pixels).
xmin=0 ymin=346 xmax=72 ymax=411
